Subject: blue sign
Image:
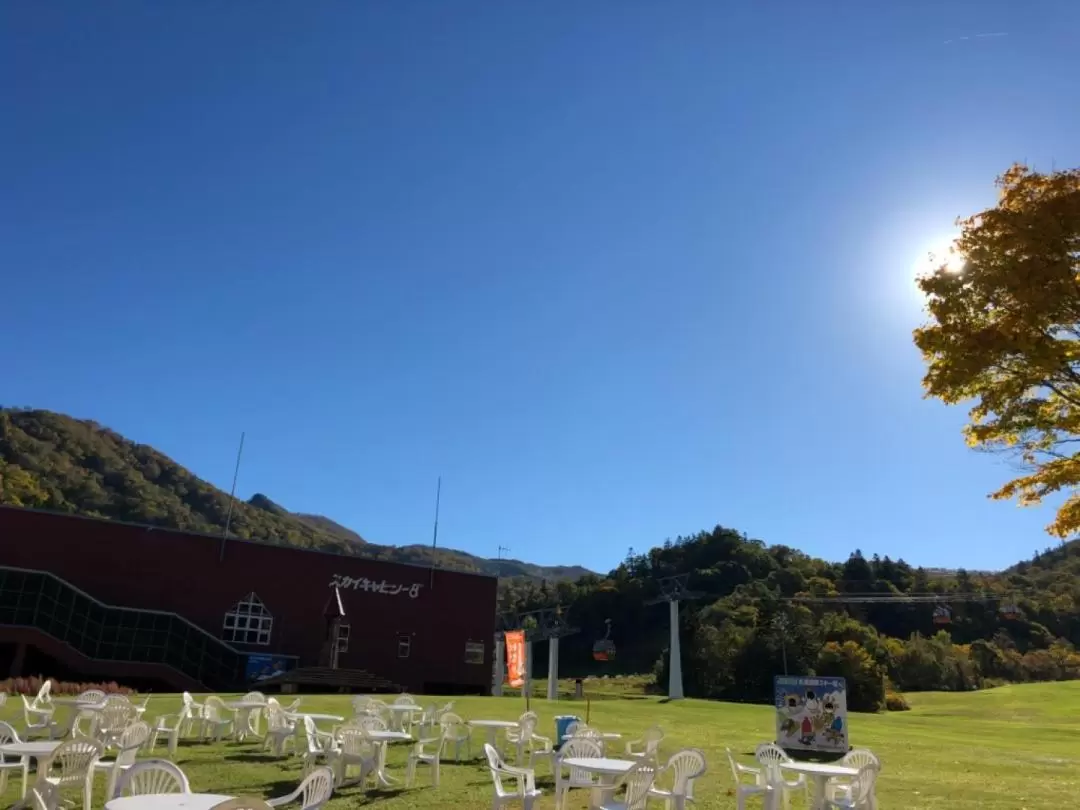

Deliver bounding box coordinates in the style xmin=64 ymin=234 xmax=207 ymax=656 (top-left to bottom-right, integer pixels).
xmin=774 ymin=675 xmax=848 ymax=753
xmin=245 ymin=654 xmax=296 ymax=683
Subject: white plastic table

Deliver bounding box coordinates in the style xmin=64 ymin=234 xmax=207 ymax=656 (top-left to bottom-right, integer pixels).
xmin=105 ymin=793 xmax=232 ymax=810
xmin=0 ymin=742 xmax=63 ymax=799
xmin=469 ymin=719 xmax=519 ymax=748
xmin=52 ymin=698 xmax=105 ymax=710
xmin=287 ymin=712 xmax=344 ymax=724
xmin=364 ymin=730 xmax=413 ymax=785
xmin=781 ymin=761 xmax=859 ymax=810
xmin=225 ymin=701 xmax=267 ymax=740
xmin=386 ymin=703 xmax=420 ymax=731
xmin=561 ymin=757 xmax=638 ymax=805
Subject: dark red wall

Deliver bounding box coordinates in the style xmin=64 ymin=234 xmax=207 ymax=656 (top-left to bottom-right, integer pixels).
xmin=0 ymin=507 xmax=497 ymax=691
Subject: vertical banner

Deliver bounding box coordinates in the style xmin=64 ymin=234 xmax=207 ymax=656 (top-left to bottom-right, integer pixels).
xmin=774 ymin=675 xmax=848 ymax=753
xmin=504 ymin=630 xmax=526 ymax=688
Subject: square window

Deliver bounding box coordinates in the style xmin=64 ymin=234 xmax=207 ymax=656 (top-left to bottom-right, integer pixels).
xmin=465 ymin=641 xmax=485 ymax=665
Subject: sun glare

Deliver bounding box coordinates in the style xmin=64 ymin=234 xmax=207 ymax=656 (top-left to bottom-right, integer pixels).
xmin=914 ymin=234 xmax=965 ymax=278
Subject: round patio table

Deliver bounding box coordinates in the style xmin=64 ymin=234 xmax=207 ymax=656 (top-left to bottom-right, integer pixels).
xmin=105 ymin=794 xmax=232 ymax=810
xmin=364 ymin=730 xmax=413 ymax=785
xmin=780 ymin=761 xmax=859 ymax=810
xmin=0 ymin=742 xmax=63 ymax=799
xmin=468 ymin=719 xmax=519 ymax=748
xmin=561 ymin=756 xmax=638 ymax=805
xmin=286 ymin=712 xmax=343 ymax=724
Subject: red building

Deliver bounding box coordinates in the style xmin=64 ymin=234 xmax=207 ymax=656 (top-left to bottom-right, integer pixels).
xmin=0 ymin=506 xmax=497 ymax=694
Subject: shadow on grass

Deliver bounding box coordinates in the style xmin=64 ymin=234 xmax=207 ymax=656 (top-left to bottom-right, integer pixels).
xmin=223 ymin=753 xmax=287 ymax=764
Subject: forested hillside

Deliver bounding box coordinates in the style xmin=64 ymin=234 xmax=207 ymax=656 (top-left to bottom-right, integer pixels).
xmin=0 ymin=408 xmax=590 ymax=580
xmin=4 ymin=407 xmax=1079 ymax=709
xmin=501 ymin=527 xmax=1080 ymax=710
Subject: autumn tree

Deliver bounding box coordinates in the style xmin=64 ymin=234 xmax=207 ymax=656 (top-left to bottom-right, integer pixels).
xmin=914 ymin=164 xmax=1080 ymax=539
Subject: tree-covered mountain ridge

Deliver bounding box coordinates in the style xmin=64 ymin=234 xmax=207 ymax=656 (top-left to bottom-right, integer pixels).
xmin=0 ymin=408 xmax=591 ymax=581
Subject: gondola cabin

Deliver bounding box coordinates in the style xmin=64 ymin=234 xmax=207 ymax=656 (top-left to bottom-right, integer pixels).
xmin=592 ymin=618 xmax=616 ymax=662
xmin=1000 ymin=603 xmax=1021 ymax=620
xmin=932 ymin=605 xmax=952 ymax=626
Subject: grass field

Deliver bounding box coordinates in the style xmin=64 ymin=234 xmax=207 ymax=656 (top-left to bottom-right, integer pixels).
xmin=2 ymin=682 xmax=1078 ymax=809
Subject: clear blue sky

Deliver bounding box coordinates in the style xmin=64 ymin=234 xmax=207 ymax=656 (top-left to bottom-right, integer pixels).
xmin=3 ymin=2 xmax=1078 ymax=573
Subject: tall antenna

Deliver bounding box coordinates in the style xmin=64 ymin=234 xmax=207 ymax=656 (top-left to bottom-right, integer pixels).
xmin=219 ymin=431 xmax=245 ymax=562
xmin=497 ymin=545 xmax=511 ymax=577
xmin=428 ymin=476 xmax=441 ymax=588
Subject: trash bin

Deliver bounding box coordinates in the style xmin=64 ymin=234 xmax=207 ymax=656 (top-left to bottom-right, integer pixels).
xmin=574 ymin=678 xmax=584 ymax=700
xmin=554 ymin=715 xmax=581 ymax=750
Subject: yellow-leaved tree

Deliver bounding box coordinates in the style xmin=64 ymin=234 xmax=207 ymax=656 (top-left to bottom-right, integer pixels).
xmin=914 ymin=164 xmax=1080 ymax=538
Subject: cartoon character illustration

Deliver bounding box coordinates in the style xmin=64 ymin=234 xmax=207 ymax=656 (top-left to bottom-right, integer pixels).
xmin=820 ymin=692 xmax=845 ymax=744
xmin=778 ymin=693 xmax=803 ymax=739
xmin=799 ymin=714 xmax=815 ymax=746
xmin=804 ymin=689 xmax=820 ymax=715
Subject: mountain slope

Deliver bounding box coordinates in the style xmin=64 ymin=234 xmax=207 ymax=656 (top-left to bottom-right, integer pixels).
xmin=0 ymin=408 xmax=588 ymax=580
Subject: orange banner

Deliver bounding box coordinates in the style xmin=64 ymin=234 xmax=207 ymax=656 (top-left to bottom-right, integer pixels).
xmin=504 ymin=630 xmax=526 ymax=688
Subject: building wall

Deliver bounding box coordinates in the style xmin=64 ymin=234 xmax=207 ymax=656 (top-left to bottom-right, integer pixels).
xmin=0 ymin=507 xmax=496 ymax=691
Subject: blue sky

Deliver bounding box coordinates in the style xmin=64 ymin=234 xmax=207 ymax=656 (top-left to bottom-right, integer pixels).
xmin=3 ymin=2 xmax=1078 ymax=573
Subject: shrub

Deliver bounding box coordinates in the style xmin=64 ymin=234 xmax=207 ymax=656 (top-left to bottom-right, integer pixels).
xmin=884 ymin=690 xmax=910 ymax=711
xmin=0 ymin=676 xmax=135 ymax=696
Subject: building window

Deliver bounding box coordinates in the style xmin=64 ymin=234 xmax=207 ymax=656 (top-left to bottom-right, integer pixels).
xmin=336 ymin=623 xmax=350 ymax=653
xmin=465 ymin=641 xmax=485 ymax=665
xmin=223 ymin=593 xmax=273 ymax=646
xmin=397 ymin=634 xmax=411 ymax=658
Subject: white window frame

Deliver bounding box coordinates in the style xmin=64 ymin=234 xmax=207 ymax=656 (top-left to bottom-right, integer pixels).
xmin=223 ymin=593 xmax=273 ymax=646
xmin=397 ymin=634 xmax=411 ymax=659
xmin=465 ymin=640 xmax=485 ymax=665
xmin=336 ymin=623 xmax=351 ymax=653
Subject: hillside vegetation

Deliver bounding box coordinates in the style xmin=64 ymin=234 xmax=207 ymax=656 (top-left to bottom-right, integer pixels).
xmin=0 ymin=408 xmax=590 ymax=580
xmin=3 ymin=407 xmax=1079 ymax=705
xmin=500 ymin=528 xmax=1080 ymax=709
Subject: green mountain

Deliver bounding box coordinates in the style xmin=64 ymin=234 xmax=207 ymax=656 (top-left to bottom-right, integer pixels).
xmin=0 ymin=408 xmax=590 ymax=581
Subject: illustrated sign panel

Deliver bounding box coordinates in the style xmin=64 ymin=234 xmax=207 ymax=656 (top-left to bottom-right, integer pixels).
xmin=504 ymin=630 xmax=526 ymax=688
xmin=774 ymin=675 xmax=848 ymax=753
xmin=245 ymin=653 xmax=297 ymax=683
xmin=329 ymin=574 xmax=423 ymax=598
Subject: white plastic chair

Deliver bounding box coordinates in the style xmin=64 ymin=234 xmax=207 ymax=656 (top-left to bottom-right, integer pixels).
xmin=505 ymin=711 xmax=539 ymax=753
xmin=626 ymin=726 xmax=664 ymax=764
xmin=181 ymin=692 xmax=204 ymax=736
xmin=263 ymin=704 xmax=297 ymax=756
xmin=35 ymin=681 xmax=53 ymax=706
xmin=76 ymin=690 xmax=105 ymax=704
xmin=21 ymin=695 xmax=53 ymax=738
xmin=755 ymin=743 xmax=805 ymax=810
xmin=597 ymin=762 xmax=657 ymax=810
xmin=115 ymin=759 xmax=190 ymax=796
xmin=828 ymin=750 xmax=879 ymax=808
xmin=39 ymin=738 xmax=102 ymax=810
xmin=12 ymin=779 xmax=60 ymax=810
xmin=483 ymin=743 xmax=542 ymax=810
xmin=334 ymin=728 xmax=379 ymax=788
xmin=132 ymin=694 xmax=152 ymax=719
xmin=726 ymin=748 xmax=772 ymax=810
xmin=406 ymin=725 xmax=449 ymax=787
xmin=0 ymin=692 xmax=6 ymax=708
xmin=97 ymin=702 xmax=137 ymax=747
xmin=209 ymin=798 xmax=274 ymax=810
xmin=514 ymin=716 xmax=554 ymax=771
xmin=0 ymin=720 xmax=23 ymax=796
xmin=201 ymin=697 xmax=235 ymax=742
xmin=648 ymin=748 xmax=706 ymax=810
xmin=555 ymin=736 xmax=603 ymax=810
xmin=440 ymin=712 xmax=472 ymax=762
xmin=148 ymin=704 xmax=191 ymax=755
xmin=268 ymin=766 xmax=334 ymax=810
xmin=94 ymin=720 xmax=150 ymax=798
xmin=300 ymin=717 xmax=337 ymax=776
xmin=825 ymin=764 xmax=877 ymax=810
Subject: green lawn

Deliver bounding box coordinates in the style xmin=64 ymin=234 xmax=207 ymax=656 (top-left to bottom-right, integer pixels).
xmin=2 ymin=682 xmax=1079 ymax=809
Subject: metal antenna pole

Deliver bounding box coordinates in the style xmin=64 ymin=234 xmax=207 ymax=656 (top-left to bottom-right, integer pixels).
xmin=220 ymin=431 xmax=245 ymax=562
xmin=428 ymin=477 xmax=441 ymax=589
xmin=497 ymin=545 xmax=511 ymax=577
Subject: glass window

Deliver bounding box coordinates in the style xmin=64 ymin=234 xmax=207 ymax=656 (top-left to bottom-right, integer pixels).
xmin=397 ymin=634 xmax=411 ymax=658
xmin=336 ymin=623 xmax=350 ymax=653
xmin=222 ymin=593 xmax=273 ymax=646
xmin=465 ymin=641 xmax=485 ymax=665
